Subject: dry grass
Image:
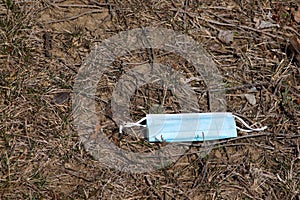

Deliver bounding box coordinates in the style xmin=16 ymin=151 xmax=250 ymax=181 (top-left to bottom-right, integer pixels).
xmin=0 ymin=0 xmax=300 ymax=199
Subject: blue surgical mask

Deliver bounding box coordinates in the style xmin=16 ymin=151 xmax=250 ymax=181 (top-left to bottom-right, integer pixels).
xmin=120 ymin=112 xmax=267 ymax=142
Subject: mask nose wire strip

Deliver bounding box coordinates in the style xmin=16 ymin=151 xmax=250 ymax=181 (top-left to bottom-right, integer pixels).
xmin=233 ymin=115 xmax=267 ymax=132
xmin=119 ymin=117 xmax=147 ymax=134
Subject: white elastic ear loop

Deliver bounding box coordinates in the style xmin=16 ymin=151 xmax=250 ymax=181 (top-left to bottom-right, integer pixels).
xmin=119 ymin=117 xmax=147 ymax=134
xmin=233 ymin=115 xmax=267 ymax=132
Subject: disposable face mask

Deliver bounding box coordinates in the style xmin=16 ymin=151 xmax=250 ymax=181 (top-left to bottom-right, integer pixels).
xmin=119 ymin=112 xmax=267 ymax=142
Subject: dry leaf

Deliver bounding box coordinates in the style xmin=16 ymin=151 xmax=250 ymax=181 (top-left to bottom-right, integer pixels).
xmin=43 ymin=32 xmax=52 ymax=58
xmin=214 ymin=150 xmax=222 ymax=159
xmin=52 ymin=92 xmax=70 ymax=104
xmin=292 ymin=7 xmax=300 ymax=23
xmin=253 ymin=17 xmax=280 ymax=29
xmin=289 ymin=36 xmax=300 ymax=66
xmin=297 ymin=97 xmax=300 ymax=105
xmin=256 ymin=20 xmax=280 ymax=29
xmin=290 ymin=36 xmax=300 ymax=54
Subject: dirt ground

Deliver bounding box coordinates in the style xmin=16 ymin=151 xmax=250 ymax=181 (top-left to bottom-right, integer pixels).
xmin=1 ymin=0 xmax=300 ymax=199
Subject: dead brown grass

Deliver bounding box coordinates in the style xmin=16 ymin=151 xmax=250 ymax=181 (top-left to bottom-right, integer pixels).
xmin=0 ymin=0 xmax=299 ymax=199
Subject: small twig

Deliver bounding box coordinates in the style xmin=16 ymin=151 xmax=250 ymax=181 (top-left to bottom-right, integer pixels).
xmin=45 ymin=10 xmax=108 ymax=24
xmin=239 ymin=25 xmax=285 ymax=40
xmin=52 ymin=4 xmax=105 ymax=9
xmin=89 ymin=0 xmax=112 ymax=7
xmin=184 ymin=11 xmax=286 ymax=41
xmin=196 ymin=16 xmax=236 ymax=27
xmin=194 ymin=82 xmax=269 ymax=93
xmin=183 ymin=0 xmax=188 ymax=32
xmin=283 ymin=26 xmax=300 ymax=37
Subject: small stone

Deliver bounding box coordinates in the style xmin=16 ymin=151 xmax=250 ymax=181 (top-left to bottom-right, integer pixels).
xmin=245 ymin=94 xmax=256 ymax=105
xmin=248 ymin=87 xmax=258 ymax=93
xmin=218 ymin=30 xmax=233 ymax=45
